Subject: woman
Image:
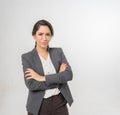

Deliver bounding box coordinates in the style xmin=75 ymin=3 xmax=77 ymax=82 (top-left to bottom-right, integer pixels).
xmin=21 ymin=19 xmax=73 ymax=115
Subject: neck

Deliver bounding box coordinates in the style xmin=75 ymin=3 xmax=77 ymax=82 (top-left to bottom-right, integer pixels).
xmin=36 ymin=46 xmax=48 ymax=54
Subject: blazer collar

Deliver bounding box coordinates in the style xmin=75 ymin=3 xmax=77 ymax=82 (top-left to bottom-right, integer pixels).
xmin=31 ymin=48 xmax=58 ymax=75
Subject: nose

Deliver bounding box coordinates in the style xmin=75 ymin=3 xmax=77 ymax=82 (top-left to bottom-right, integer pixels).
xmin=42 ymin=35 xmax=47 ymax=40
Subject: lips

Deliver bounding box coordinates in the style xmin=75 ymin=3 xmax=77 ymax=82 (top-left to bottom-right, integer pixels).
xmin=42 ymin=42 xmax=48 ymax=45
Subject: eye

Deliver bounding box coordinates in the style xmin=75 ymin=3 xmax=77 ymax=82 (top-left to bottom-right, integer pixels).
xmin=46 ymin=33 xmax=51 ymax=36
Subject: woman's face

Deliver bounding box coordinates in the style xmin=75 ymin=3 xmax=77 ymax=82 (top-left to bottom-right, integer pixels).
xmin=33 ymin=25 xmax=52 ymax=49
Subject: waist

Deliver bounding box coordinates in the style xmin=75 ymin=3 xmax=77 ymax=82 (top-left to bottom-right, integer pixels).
xmin=43 ymin=93 xmax=64 ymax=101
xmin=44 ymin=88 xmax=60 ymax=99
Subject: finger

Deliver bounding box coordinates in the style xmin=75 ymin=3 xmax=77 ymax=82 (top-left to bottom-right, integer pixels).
xmin=26 ymin=68 xmax=33 ymax=71
xmin=26 ymin=68 xmax=31 ymax=70
xmin=61 ymin=64 xmax=66 ymax=67
xmin=64 ymin=65 xmax=68 ymax=68
xmin=25 ymin=70 xmax=31 ymax=74
xmin=26 ymin=76 xmax=33 ymax=80
xmin=25 ymin=68 xmax=34 ymax=73
xmin=62 ymin=63 xmax=68 ymax=67
xmin=62 ymin=64 xmax=68 ymax=68
xmin=25 ymin=73 xmax=32 ymax=77
xmin=62 ymin=63 xmax=67 ymax=65
xmin=63 ymin=66 xmax=68 ymax=70
xmin=64 ymin=63 xmax=68 ymax=66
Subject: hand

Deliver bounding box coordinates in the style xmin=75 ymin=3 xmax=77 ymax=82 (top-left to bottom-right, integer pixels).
xmin=59 ymin=63 xmax=68 ymax=73
xmin=25 ymin=68 xmax=45 ymax=82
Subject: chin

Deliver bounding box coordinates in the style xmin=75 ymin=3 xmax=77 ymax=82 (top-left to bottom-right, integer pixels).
xmin=41 ymin=45 xmax=48 ymax=48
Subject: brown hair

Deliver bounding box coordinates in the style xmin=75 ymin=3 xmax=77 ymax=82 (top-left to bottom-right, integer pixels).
xmin=32 ymin=19 xmax=54 ymax=36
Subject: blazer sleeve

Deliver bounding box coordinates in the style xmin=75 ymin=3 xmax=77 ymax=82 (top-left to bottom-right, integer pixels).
xmin=45 ymin=48 xmax=73 ymax=85
xmin=21 ymin=55 xmax=58 ymax=91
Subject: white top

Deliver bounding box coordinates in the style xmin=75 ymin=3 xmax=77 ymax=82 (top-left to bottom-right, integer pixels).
xmin=39 ymin=53 xmax=60 ymax=98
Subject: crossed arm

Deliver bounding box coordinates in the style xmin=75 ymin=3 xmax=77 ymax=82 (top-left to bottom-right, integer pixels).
xmin=24 ymin=63 xmax=68 ymax=82
xmin=22 ymin=49 xmax=73 ymax=91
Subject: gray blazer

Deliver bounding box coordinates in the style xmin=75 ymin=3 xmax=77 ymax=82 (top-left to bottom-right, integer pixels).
xmin=21 ymin=47 xmax=73 ymax=115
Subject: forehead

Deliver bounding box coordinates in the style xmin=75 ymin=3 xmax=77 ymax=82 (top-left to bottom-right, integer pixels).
xmin=37 ymin=25 xmax=51 ymax=32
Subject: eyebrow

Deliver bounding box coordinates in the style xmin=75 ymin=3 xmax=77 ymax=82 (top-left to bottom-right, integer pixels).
xmin=38 ymin=32 xmax=51 ymax=34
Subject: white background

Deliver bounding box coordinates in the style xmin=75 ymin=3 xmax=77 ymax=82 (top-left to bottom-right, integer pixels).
xmin=0 ymin=0 xmax=120 ymax=115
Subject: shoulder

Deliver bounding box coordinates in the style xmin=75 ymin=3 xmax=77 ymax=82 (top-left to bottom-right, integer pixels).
xmin=49 ymin=47 xmax=63 ymax=53
xmin=21 ymin=49 xmax=35 ymax=60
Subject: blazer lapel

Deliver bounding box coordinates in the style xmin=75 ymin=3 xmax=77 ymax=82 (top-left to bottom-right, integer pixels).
xmin=31 ymin=48 xmax=60 ymax=75
xmin=49 ymin=48 xmax=59 ymax=73
xmin=32 ymin=48 xmax=44 ymax=75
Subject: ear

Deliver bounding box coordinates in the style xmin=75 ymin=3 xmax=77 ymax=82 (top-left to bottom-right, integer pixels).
xmin=33 ymin=35 xmax=37 ymax=41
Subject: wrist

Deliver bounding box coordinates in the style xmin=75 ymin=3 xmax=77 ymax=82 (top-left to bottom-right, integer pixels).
xmin=40 ymin=76 xmax=46 ymax=82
